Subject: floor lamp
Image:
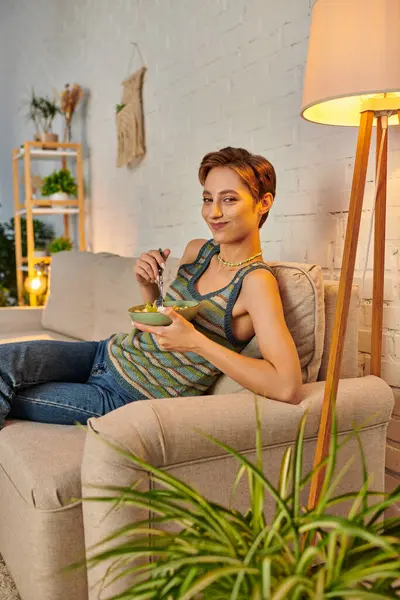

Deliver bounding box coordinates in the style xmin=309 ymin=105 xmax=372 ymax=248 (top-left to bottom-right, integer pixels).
xmin=300 ymin=0 xmax=400 ymax=509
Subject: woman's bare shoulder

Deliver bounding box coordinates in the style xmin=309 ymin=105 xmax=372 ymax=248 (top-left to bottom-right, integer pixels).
xmin=179 ymin=238 xmax=208 ymax=267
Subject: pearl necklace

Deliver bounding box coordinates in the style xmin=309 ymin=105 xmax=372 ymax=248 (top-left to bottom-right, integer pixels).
xmin=217 ymin=250 xmax=263 ymax=267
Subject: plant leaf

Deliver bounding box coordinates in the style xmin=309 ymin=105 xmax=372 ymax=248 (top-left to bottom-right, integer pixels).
xmin=178 ymin=566 xmax=259 ymax=600
xmin=270 ymin=575 xmax=312 ymax=600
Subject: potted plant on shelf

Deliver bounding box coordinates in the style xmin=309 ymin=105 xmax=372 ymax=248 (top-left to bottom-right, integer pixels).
xmin=41 ymin=169 xmax=78 ymax=201
xmin=47 ymin=236 xmax=73 ymax=254
xmin=70 ymin=404 xmax=400 ymax=599
xmin=28 ymin=90 xmax=61 ymax=143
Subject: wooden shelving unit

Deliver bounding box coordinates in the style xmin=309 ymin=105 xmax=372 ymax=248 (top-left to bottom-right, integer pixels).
xmin=12 ymin=141 xmax=86 ymax=306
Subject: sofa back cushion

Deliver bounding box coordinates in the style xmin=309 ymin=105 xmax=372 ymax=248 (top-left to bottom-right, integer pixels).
xmin=42 ymin=251 xmax=97 ymax=340
xmin=42 ymin=251 xmax=181 ymax=341
xmin=318 ymin=282 xmax=359 ymax=381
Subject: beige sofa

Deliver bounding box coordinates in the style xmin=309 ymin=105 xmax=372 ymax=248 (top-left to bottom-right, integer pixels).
xmin=0 ymin=250 xmax=394 ymax=600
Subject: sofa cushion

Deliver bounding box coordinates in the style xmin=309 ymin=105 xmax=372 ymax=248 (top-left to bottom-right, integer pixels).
xmin=0 ymin=330 xmax=79 ymax=344
xmin=42 ymin=251 xmax=97 ymax=340
xmin=318 ymin=282 xmax=359 ymax=381
xmin=0 ymin=420 xmax=86 ymax=510
xmin=210 ymin=263 xmax=325 ymax=394
xmin=92 ymin=253 xmax=141 ymax=340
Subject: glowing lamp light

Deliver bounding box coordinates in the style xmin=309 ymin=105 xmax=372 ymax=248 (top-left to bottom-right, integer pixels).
xmin=24 ymin=272 xmax=47 ymax=296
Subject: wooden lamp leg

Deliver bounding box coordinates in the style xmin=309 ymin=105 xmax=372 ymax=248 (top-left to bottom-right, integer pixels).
xmin=370 ymin=117 xmax=388 ymax=376
xmin=308 ymin=110 xmax=374 ymax=510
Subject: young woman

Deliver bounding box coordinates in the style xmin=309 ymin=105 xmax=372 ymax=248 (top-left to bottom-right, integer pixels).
xmin=0 ymin=147 xmax=301 ymax=429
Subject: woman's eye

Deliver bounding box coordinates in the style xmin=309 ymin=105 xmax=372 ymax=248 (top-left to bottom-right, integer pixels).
xmin=223 ymin=197 xmax=237 ymax=203
xmin=202 ymin=197 xmax=213 ymax=203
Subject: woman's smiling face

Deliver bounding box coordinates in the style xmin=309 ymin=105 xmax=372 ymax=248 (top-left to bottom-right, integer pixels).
xmin=202 ymin=166 xmax=270 ymax=241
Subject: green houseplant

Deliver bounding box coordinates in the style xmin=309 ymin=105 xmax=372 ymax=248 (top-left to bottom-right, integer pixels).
xmin=41 ymin=169 xmax=78 ymax=199
xmin=47 ymin=236 xmax=73 ymax=254
xmin=71 ymin=403 xmax=400 ymax=599
xmin=28 ymin=90 xmax=61 ymax=142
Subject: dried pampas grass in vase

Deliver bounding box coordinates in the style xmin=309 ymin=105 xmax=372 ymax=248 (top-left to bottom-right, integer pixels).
xmin=60 ymin=83 xmax=84 ymax=142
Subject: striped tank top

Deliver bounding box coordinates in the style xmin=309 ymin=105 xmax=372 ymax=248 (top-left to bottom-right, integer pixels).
xmin=106 ymin=239 xmax=273 ymax=400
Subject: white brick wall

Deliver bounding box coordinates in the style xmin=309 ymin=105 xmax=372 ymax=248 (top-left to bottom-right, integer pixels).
xmin=1 ymin=0 xmax=400 ymax=409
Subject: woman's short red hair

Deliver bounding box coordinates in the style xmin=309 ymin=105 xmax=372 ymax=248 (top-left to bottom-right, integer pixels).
xmin=198 ymin=146 xmax=276 ymax=228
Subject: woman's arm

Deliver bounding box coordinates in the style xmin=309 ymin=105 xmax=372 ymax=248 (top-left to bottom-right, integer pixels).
xmin=191 ymin=269 xmax=302 ymax=404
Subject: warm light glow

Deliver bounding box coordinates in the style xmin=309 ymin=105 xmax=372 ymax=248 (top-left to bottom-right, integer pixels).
xmin=24 ymin=274 xmax=47 ymax=295
xmin=302 ymin=92 xmax=400 ymax=127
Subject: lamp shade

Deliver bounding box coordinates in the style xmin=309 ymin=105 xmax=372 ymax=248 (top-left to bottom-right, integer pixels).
xmin=301 ymin=0 xmax=400 ymax=126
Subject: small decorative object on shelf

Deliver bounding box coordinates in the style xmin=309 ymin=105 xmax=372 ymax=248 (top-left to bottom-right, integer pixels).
xmin=41 ymin=169 xmax=78 ymax=201
xmin=28 ymin=90 xmax=61 ymax=143
xmin=24 ymin=262 xmax=48 ymax=296
xmin=60 ymin=83 xmax=84 ymax=142
xmin=30 ymin=174 xmax=43 ymax=199
xmin=48 ymin=236 xmax=73 ymax=254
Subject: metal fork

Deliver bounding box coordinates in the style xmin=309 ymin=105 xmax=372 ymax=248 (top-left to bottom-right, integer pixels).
xmin=155 ymin=248 xmax=165 ymax=309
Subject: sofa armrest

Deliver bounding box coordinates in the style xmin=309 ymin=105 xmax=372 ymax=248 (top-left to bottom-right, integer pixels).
xmin=0 ymin=307 xmax=43 ymax=334
xmin=81 ymin=376 xmax=393 ymax=599
xmin=83 ymin=376 xmax=393 ymax=466
xmin=300 ymin=375 xmax=394 ymax=434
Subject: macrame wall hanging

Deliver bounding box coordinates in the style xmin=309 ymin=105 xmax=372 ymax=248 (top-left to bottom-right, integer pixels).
xmin=116 ymin=43 xmax=147 ymax=168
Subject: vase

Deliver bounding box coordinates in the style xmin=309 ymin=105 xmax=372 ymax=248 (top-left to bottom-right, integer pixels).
xmin=63 ymin=121 xmax=72 ymax=143
xmin=41 ymin=133 xmax=59 ymax=143
xmin=49 ymin=192 xmax=69 ymax=201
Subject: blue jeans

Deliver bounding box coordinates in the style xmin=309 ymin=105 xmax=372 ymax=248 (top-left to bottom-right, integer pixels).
xmin=0 ymin=339 xmax=146 ymax=429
